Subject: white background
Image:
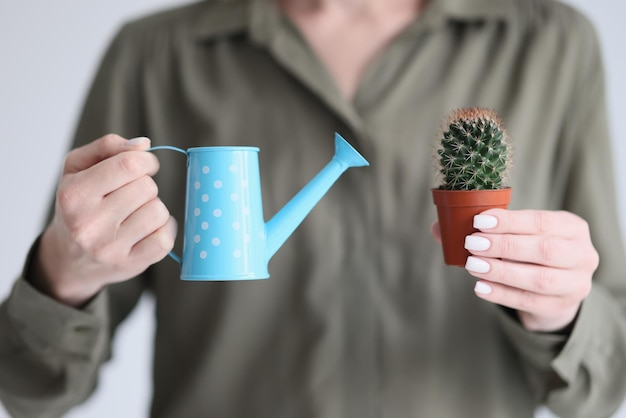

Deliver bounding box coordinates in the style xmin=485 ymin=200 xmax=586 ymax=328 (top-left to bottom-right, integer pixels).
xmin=0 ymin=1 xmax=624 ymax=417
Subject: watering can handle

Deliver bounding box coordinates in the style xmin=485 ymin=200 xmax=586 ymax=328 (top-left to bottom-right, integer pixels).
xmin=147 ymin=146 xmax=188 ymax=265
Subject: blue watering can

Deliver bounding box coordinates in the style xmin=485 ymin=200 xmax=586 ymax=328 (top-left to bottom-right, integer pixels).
xmin=150 ymin=133 xmax=369 ymax=280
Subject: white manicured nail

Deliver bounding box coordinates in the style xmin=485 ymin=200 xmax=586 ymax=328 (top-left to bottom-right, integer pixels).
xmin=474 ymin=214 xmax=498 ymax=229
xmin=464 ymin=236 xmax=491 ymax=251
xmin=465 ymin=256 xmax=491 ymax=273
xmin=474 ymin=281 xmax=493 ymax=295
xmin=125 ymin=136 xmax=150 ymax=146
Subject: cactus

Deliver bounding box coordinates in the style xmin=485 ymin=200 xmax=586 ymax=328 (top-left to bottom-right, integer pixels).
xmin=436 ymin=108 xmax=511 ymax=191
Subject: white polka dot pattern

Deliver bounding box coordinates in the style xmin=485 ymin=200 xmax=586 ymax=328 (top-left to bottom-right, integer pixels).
xmin=181 ymin=147 xmax=267 ymax=280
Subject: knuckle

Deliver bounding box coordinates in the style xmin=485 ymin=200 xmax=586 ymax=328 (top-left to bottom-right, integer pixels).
xmin=116 ymin=153 xmax=143 ymax=177
xmin=151 ymin=199 xmax=170 ymax=225
xmin=153 ymin=226 xmax=175 ymax=253
xmin=577 ymin=216 xmax=591 ymax=235
xmin=63 ymin=149 xmax=80 ymax=170
xmin=100 ymin=133 xmax=122 ymax=147
xmin=499 ymin=236 xmax=515 ymax=259
xmin=562 ymin=211 xmax=593 ymax=238
xmin=533 ymin=268 xmax=554 ymax=293
xmin=561 ymin=293 xmax=586 ymax=316
xmin=147 ymin=152 xmax=160 ymax=172
xmin=56 ymin=182 xmax=85 ymax=214
xmin=68 ymin=222 xmax=95 ymax=249
xmin=538 ymin=238 xmax=556 ymax=263
xmin=517 ymin=289 xmax=536 ymax=312
xmin=139 ymin=176 xmax=159 ymax=199
xmin=534 ymin=211 xmax=550 ymax=235
xmin=587 ymin=248 xmax=600 ymax=271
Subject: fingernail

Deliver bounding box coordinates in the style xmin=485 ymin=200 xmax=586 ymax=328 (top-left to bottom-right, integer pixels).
xmin=474 ymin=281 xmax=493 ymax=295
xmin=474 ymin=214 xmax=498 ymax=229
xmin=125 ymin=136 xmax=150 ymax=146
xmin=464 ymin=236 xmax=491 ymax=251
xmin=465 ymin=256 xmax=491 ymax=273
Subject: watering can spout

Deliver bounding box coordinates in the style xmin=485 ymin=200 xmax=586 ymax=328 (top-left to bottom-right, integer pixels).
xmin=265 ymin=133 xmax=369 ymax=259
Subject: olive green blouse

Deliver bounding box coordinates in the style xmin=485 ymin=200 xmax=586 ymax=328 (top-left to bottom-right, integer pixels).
xmin=2 ymin=0 xmax=626 ymax=417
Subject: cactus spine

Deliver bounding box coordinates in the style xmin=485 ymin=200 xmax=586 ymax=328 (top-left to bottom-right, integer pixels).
xmin=437 ymin=108 xmax=511 ymax=191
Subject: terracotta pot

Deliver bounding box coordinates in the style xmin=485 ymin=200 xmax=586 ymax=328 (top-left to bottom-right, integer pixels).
xmin=431 ymin=188 xmax=512 ymax=267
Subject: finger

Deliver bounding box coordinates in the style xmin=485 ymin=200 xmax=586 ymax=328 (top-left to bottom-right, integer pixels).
xmin=64 ymin=134 xmax=151 ymax=174
xmin=129 ymin=216 xmax=177 ymax=265
xmin=100 ymin=175 xmax=159 ymax=225
xmin=474 ymin=209 xmax=587 ymax=239
xmin=117 ymin=198 xmax=171 ymax=248
xmin=464 ymin=233 xmax=582 ymax=268
xmin=78 ymin=150 xmax=160 ymax=197
xmin=472 ymin=279 xmax=563 ymax=320
xmin=465 ymin=256 xmax=579 ymax=296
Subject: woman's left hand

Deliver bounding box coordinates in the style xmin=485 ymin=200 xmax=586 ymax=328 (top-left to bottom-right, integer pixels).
xmin=434 ymin=209 xmax=599 ymax=332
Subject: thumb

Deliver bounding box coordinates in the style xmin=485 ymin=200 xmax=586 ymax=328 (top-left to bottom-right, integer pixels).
xmin=431 ymin=221 xmax=442 ymax=243
xmin=63 ymin=134 xmax=151 ymax=174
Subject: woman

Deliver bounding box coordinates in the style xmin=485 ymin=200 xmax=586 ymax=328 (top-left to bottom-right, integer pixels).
xmin=1 ymin=0 xmax=625 ymax=417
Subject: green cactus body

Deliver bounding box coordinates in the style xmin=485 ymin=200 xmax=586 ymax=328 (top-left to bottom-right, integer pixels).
xmin=437 ymin=108 xmax=511 ymax=190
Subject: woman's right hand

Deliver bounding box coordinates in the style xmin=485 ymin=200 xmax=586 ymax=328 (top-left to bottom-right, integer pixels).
xmin=33 ymin=134 xmax=177 ymax=307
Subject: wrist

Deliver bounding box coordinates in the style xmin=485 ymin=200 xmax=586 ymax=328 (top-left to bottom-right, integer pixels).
xmin=29 ymin=227 xmax=102 ymax=308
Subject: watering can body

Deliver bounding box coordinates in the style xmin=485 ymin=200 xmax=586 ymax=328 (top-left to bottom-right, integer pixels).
xmin=150 ymin=133 xmax=369 ymax=281
xmin=182 ymin=146 xmax=267 ymax=280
